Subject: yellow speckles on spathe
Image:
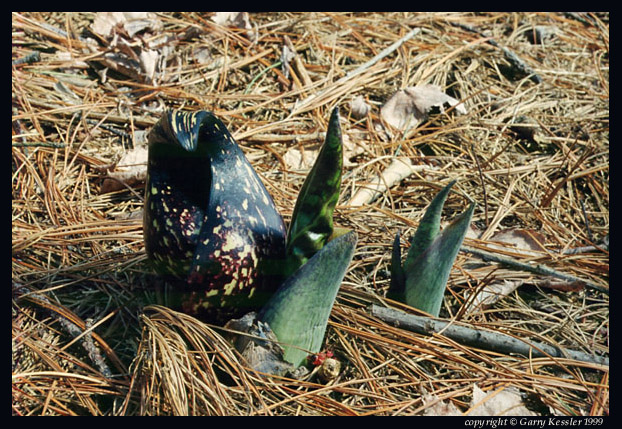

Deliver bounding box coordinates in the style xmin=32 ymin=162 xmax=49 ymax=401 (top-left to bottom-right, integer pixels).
xmin=151 ymin=186 xmax=158 ymax=195
xmin=223 ymin=279 xmax=236 ymax=296
xmin=166 ymin=219 xmax=173 ymax=227
xmin=152 ymin=219 xmax=160 ymax=230
xmin=214 ymin=182 xmax=221 ymax=190
xmin=242 ymin=198 xmax=248 ymax=210
xmin=221 ymin=230 xmax=246 ymax=252
xmin=170 ymin=113 xmax=178 ymax=134
xmin=162 ymin=201 xmax=170 ymax=213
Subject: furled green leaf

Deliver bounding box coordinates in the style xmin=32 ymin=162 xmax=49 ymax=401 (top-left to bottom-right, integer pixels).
xmin=285 ymin=107 xmax=343 ymax=277
xmin=404 ymin=203 xmax=475 ymax=316
xmin=403 ymin=180 xmax=457 ymax=274
xmin=259 ymin=231 xmax=357 ymax=367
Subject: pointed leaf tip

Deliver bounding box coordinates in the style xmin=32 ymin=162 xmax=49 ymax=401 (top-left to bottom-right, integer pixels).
xmin=404 ymin=180 xmax=457 ymax=273
xmin=285 ymin=108 xmax=344 ymax=276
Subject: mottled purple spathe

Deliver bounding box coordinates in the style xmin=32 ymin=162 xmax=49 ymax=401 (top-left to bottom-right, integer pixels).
xmin=144 ymin=110 xmax=286 ymax=321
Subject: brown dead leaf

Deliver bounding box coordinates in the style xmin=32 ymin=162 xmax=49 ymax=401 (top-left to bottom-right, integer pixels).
xmin=211 ymin=12 xmax=253 ymax=39
xmin=347 ymin=158 xmax=436 ymax=207
xmin=101 ymin=145 xmax=148 ymax=194
xmin=90 ymin=12 xmax=168 ymax=83
xmin=422 ymin=393 xmax=463 ymax=416
xmin=488 ymin=228 xmax=547 ymax=256
xmin=464 ymin=228 xmax=547 ymax=314
xmin=283 ymin=143 xmax=321 ymax=171
xmin=91 ymin=12 xmax=162 ymax=39
xmin=381 ymin=84 xmax=467 ymax=130
xmin=350 ymin=95 xmax=370 ymax=119
xmin=467 ymin=385 xmax=536 ymax=416
xmin=139 ymin=49 xmax=159 ymax=82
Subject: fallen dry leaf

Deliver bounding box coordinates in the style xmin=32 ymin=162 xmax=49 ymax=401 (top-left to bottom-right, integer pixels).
xmin=283 ymin=143 xmax=321 ymax=171
xmin=211 ymin=12 xmax=253 ymax=38
xmin=464 ymin=228 xmax=547 ymax=314
xmin=101 ymin=145 xmax=148 ymax=194
xmin=347 ymin=157 xmax=436 ymax=206
xmin=91 ymin=12 xmax=162 ymax=39
xmin=139 ymin=49 xmax=159 ymax=82
xmin=422 ymin=393 xmax=463 ymax=416
xmin=350 ymin=95 xmax=370 ymax=119
xmin=467 ymin=385 xmax=536 ymax=416
xmin=488 ymin=228 xmax=547 ymax=256
xmin=381 ymin=84 xmax=467 ymax=130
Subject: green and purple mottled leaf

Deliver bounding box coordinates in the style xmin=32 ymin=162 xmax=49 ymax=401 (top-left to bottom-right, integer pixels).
xmin=404 ymin=203 xmax=475 ymax=316
xmin=285 ymin=107 xmax=343 ymax=277
xmin=259 ymin=231 xmax=357 ymax=367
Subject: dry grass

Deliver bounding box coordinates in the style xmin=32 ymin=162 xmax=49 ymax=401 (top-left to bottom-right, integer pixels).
xmin=12 ymin=12 xmax=608 ymax=416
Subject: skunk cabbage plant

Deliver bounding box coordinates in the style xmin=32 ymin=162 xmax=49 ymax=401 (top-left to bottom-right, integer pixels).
xmin=390 ymin=180 xmax=474 ymax=317
xmin=144 ymin=107 xmax=353 ymax=369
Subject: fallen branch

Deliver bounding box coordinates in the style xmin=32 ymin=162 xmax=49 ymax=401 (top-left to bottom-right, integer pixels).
xmin=369 ymin=304 xmax=608 ymax=367
xmin=460 ymin=246 xmax=609 ymax=295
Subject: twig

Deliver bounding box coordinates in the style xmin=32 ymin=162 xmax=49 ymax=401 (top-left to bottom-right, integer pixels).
xmin=369 ymin=304 xmax=609 ymax=367
xmin=12 ymin=141 xmax=67 ymax=148
xmin=562 ymin=234 xmax=609 ymax=255
xmin=12 ymin=51 xmax=41 ymax=66
xmin=460 ymin=246 xmax=609 ymax=295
